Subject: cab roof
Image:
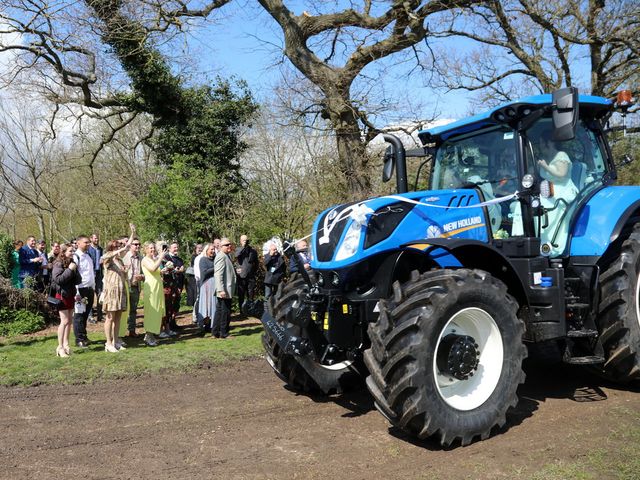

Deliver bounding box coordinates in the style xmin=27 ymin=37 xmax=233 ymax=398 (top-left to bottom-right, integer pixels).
xmin=419 ymin=94 xmax=612 ymax=144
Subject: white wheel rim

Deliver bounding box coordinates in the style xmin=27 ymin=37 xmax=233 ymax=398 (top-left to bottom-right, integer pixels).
xmin=433 ymin=307 xmax=503 ymax=411
xmin=319 ymin=360 xmax=353 ymax=371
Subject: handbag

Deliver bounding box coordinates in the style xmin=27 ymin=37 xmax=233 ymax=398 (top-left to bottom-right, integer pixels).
xmin=47 ymin=285 xmax=63 ymax=310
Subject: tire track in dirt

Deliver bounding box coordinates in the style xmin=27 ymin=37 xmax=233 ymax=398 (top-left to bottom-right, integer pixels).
xmin=0 ymin=357 xmax=639 ymax=479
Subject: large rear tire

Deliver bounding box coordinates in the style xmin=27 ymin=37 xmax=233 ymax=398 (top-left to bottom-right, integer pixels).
xmin=364 ymin=269 xmax=526 ymax=446
xmin=262 ymin=273 xmax=361 ymax=394
xmin=596 ymin=223 xmax=640 ymax=382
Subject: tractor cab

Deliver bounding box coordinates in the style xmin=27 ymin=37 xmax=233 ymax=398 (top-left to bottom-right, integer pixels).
xmin=416 ymin=89 xmax=614 ymax=256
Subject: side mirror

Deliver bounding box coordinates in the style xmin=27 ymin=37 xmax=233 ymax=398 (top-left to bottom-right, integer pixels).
xmin=551 ymin=87 xmax=579 ymax=141
xmin=382 ymin=145 xmax=395 ymax=183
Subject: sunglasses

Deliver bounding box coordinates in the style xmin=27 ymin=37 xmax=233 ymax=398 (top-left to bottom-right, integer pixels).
xmin=132 ymin=243 xmax=140 ymax=246
xmin=220 ymin=243 xmax=231 ymax=247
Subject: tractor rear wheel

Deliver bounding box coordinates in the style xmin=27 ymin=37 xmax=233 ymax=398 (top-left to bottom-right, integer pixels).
xmin=364 ymin=269 xmax=526 ymax=446
xmin=262 ymin=273 xmax=361 ymax=394
xmin=596 ymin=223 xmax=640 ymax=382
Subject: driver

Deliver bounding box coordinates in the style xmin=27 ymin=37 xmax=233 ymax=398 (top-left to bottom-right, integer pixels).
xmin=537 ymin=130 xmax=578 ymax=204
xmin=535 ymin=129 xmax=579 ymax=252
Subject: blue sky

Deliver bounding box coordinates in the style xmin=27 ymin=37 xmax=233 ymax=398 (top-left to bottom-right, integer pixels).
xmin=184 ymin=2 xmax=477 ymax=125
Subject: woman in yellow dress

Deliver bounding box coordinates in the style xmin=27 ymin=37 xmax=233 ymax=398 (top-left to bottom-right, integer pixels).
xmin=101 ymin=224 xmax=136 ymax=353
xmin=142 ymin=241 xmax=165 ymax=346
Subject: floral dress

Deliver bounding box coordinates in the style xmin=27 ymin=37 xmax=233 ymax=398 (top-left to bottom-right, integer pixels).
xmin=101 ymin=251 xmax=129 ymax=312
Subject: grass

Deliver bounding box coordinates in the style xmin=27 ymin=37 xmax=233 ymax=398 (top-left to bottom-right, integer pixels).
xmin=522 ymin=407 xmax=640 ymax=480
xmin=0 ymin=321 xmax=265 ymax=387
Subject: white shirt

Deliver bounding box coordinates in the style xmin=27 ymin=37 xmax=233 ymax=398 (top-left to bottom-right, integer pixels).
xmin=194 ymin=253 xmax=205 ymax=282
xmin=39 ymin=250 xmax=48 ymax=277
xmin=75 ymin=250 xmax=96 ymax=289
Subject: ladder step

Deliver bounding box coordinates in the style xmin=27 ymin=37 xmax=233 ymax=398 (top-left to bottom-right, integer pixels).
xmin=564 ymin=355 xmax=605 ymax=365
xmin=567 ymin=329 xmax=598 ymax=338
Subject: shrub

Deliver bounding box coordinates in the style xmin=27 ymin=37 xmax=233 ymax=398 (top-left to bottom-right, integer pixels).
xmin=0 ymin=232 xmax=13 ymax=279
xmin=0 ymin=277 xmax=58 ymax=325
xmin=0 ymin=307 xmax=46 ymax=337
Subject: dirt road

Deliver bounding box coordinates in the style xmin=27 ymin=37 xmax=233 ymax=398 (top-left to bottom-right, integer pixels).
xmin=1 ymin=356 xmax=639 ymax=480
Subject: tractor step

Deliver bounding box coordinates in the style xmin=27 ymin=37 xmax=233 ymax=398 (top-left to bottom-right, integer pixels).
xmin=567 ymin=329 xmax=598 ymax=338
xmin=563 ymin=355 xmax=605 ymax=365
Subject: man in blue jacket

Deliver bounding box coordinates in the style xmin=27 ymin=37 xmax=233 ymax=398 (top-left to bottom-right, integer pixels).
xmin=18 ymin=236 xmax=42 ymax=289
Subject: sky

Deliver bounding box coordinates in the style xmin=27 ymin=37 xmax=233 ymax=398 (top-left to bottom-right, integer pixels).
xmin=183 ymin=2 xmax=477 ymax=125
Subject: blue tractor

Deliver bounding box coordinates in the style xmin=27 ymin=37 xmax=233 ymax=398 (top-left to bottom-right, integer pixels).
xmin=260 ymin=88 xmax=639 ymax=446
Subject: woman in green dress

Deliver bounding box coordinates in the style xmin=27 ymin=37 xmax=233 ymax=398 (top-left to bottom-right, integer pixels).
xmin=11 ymin=240 xmax=23 ymax=288
xmin=142 ymin=241 xmax=165 ymax=346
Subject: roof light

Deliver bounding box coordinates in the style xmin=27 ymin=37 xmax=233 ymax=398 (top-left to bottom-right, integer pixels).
xmin=616 ymin=90 xmax=634 ymax=106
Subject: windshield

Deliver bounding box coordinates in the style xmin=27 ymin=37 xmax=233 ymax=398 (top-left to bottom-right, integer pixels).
xmin=431 ymin=126 xmax=519 ymax=237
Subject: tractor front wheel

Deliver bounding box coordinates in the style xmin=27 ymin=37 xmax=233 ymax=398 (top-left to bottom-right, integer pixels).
xmin=364 ymin=269 xmax=526 ymax=446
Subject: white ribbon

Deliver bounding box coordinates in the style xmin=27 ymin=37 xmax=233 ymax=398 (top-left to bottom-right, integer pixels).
xmin=306 ymin=191 xmax=519 ymax=247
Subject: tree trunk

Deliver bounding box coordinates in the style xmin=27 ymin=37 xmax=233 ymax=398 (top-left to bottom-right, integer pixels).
xmin=326 ymin=97 xmax=372 ymax=199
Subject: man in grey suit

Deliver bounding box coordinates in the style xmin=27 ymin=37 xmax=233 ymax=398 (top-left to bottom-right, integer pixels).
xmin=212 ymin=238 xmax=237 ymax=338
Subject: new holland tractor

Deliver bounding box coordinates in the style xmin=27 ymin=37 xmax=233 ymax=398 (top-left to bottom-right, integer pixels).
xmin=260 ymin=87 xmax=639 ymax=446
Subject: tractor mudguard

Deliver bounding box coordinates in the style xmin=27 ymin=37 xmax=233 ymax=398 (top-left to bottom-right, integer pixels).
xmin=401 ymin=238 xmax=528 ymax=305
xmin=570 ymin=186 xmax=640 ymax=257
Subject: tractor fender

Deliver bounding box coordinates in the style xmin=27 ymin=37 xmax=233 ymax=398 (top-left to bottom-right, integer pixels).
xmin=570 ymin=186 xmax=640 ymax=257
xmin=399 ymin=238 xmax=528 ymax=306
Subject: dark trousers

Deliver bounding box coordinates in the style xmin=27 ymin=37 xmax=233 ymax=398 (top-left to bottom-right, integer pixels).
xmin=237 ymin=277 xmax=256 ymax=311
xmin=127 ymin=285 xmax=140 ymax=332
xmin=264 ymin=283 xmax=280 ymax=301
xmin=212 ymin=297 xmax=232 ymax=337
xmin=92 ymin=270 xmax=103 ymax=321
xmin=73 ymin=287 xmax=94 ymax=344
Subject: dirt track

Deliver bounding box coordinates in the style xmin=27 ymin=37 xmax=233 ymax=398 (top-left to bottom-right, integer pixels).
xmin=1 ymin=355 xmax=639 ymax=480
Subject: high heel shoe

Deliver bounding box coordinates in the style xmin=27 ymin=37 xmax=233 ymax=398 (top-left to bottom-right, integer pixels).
xmin=105 ymin=344 xmax=119 ymax=353
xmin=56 ymin=346 xmax=69 ymax=358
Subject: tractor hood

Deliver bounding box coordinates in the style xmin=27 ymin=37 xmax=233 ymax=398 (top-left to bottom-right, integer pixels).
xmin=311 ymin=189 xmax=492 ymax=269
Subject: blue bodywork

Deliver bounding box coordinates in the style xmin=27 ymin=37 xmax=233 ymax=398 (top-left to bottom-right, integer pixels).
xmin=308 ymin=93 xmax=633 ymax=269
xmin=570 ymin=186 xmax=640 ymax=256
xmin=420 ymin=94 xmax=612 ymax=142
xmin=311 ymin=189 xmax=489 ymax=269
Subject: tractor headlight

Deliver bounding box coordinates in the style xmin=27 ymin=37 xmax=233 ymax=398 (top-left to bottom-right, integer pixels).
xmin=335 ymin=221 xmax=363 ymax=261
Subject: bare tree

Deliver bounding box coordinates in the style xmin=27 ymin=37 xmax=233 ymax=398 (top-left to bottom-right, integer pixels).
xmin=0 ymin=96 xmax=66 ymax=241
xmin=241 ymin=103 xmax=344 ymax=238
xmin=427 ymin=0 xmax=640 ymax=108
xmin=256 ymin=0 xmax=475 ymax=197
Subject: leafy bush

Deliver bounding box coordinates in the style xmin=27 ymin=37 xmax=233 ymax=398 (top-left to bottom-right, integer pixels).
xmin=0 ymin=277 xmax=58 ymax=325
xmin=0 ymin=231 xmax=14 ymax=279
xmin=0 ymin=307 xmax=46 ymax=337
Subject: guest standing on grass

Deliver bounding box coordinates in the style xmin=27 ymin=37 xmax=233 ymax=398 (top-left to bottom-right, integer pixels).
xmin=185 ymin=243 xmax=202 ymax=314
xmin=141 ymin=241 xmax=165 ymax=346
xmin=197 ymin=243 xmax=216 ymax=334
xmin=51 ymin=244 xmax=80 ymax=357
xmin=167 ymin=242 xmax=185 ymax=331
xmin=212 ymin=238 xmax=236 ymax=339
xmin=72 ymin=235 xmax=95 ymax=348
xmin=123 ymin=238 xmax=144 ymax=337
xmin=88 ymin=233 xmax=104 ymax=324
xmin=101 ymin=225 xmax=136 ymax=353
xmin=11 ymin=240 xmax=23 ymax=288
xmin=263 ymin=242 xmax=286 ymax=301
xmin=18 ymin=236 xmax=42 ymax=289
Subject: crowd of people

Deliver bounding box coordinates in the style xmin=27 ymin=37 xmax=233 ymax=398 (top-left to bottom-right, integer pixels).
xmin=9 ymin=227 xmax=312 ymax=357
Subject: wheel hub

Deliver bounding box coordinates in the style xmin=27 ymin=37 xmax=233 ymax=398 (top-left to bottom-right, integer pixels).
xmin=436 ymin=334 xmax=480 ymax=380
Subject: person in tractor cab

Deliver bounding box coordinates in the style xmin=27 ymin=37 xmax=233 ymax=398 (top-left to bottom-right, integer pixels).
xmin=534 ymin=128 xmax=579 ymax=251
